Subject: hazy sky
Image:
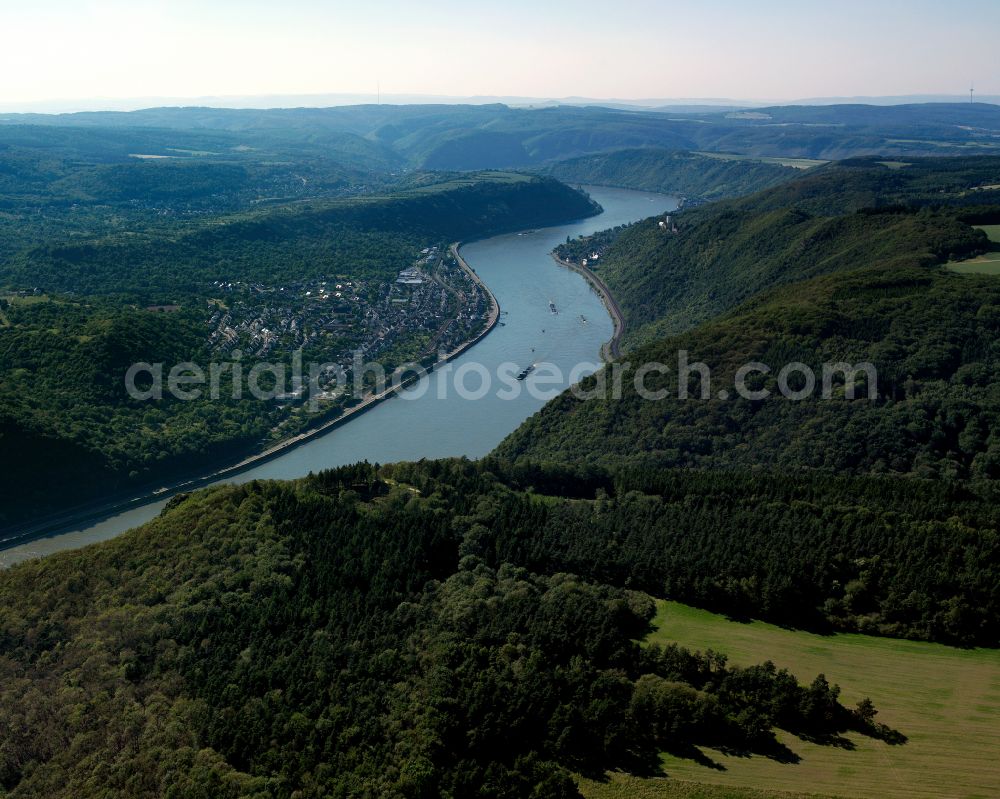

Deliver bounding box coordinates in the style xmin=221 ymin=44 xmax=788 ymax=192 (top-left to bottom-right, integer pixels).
xmin=3 ymin=0 xmax=998 ymax=108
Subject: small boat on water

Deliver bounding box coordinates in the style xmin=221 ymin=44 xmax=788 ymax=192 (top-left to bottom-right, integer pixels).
xmin=516 ymin=364 xmax=535 ymax=381
xmin=548 ymin=300 xmax=558 ymax=314
xmin=580 ymin=315 xmax=588 ymax=324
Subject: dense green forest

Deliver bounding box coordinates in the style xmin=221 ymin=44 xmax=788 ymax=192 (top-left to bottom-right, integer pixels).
xmin=537 ymin=149 xmax=798 ymax=200
xmin=699 ymin=156 xmax=1000 ymax=215
xmin=0 ymin=461 xmax=915 ymax=798
xmin=1 ymin=172 xmax=596 ymax=295
xmin=453 ymin=458 xmax=1000 ymax=644
xmin=0 ymin=298 xmax=280 ymax=523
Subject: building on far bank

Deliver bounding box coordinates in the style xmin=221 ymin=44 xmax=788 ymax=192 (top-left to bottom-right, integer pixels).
xmin=397 ymin=267 xmax=424 ymax=285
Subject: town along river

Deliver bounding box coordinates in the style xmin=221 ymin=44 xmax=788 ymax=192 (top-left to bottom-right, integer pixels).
xmin=1 ymin=186 xmax=678 ymax=566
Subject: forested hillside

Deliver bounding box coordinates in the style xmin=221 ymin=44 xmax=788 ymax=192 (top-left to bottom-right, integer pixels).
xmin=498 ymin=264 xmax=1000 ymax=481
xmin=2 ymin=173 xmax=596 ymax=295
xmin=503 ymin=158 xmax=1000 ymax=483
xmin=537 ymin=149 xmax=798 ymax=199
xmin=0 ymin=299 xmax=279 ymax=525
xmin=587 ymin=207 xmax=982 ymax=345
xmin=715 ymin=156 xmax=1000 ymax=214
xmin=0 ymin=460 xmax=942 ymax=798
xmin=556 ymin=158 xmax=1000 ymax=346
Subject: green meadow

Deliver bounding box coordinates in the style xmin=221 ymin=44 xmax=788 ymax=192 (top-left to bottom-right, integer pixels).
xmin=694 ymin=151 xmax=828 ymax=170
xmin=876 ymin=161 xmax=911 ymax=169
xmin=949 ymin=224 xmax=1000 ymax=274
xmin=581 ymin=601 xmax=1000 ymax=799
xmin=579 ymin=774 xmax=843 ymax=799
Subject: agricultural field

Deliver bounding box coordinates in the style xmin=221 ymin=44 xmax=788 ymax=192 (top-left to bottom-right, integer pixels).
xmin=876 ymin=161 xmax=911 ymax=169
xmin=0 ymin=293 xmax=53 ymax=325
xmin=404 ymin=170 xmax=534 ymax=193
xmin=579 ymin=773 xmax=843 ymax=799
xmin=586 ymin=601 xmax=1000 ymax=799
xmin=694 ymin=151 xmax=828 ymax=169
xmin=949 ymin=224 xmax=1000 ymax=274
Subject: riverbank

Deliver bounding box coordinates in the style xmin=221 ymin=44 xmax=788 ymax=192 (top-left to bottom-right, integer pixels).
xmin=552 ymin=253 xmax=625 ymax=361
xmin=450 ymin=242 xmax=501 ymax=337
xmin=0 ymin=243 xmax=501 ymax=553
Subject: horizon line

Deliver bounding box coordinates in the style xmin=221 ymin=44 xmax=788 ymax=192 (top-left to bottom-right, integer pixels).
xmin=2 ymin=91 xmax=999 ymax=116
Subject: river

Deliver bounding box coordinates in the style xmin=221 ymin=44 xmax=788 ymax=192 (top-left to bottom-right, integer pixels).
xmin=0 ymin=186 xmax=677 ymax=567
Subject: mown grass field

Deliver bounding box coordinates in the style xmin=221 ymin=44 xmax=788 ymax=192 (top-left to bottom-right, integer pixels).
xmin=581 ymin=601 xmax=1000 ymax=799
xmin=405 ymin=170 xmax=533 ymax=192
xmin=876 ymin=161 xmax=911 ymax=170
xmin=949 ymin=225 xmax=1000 ymax=274
xmin=0 ymin=294 xmax=53 ymax=325
xmin=579 ymin=773 xmax=842 ymax=799
xmin=950 ymin=257 xmax=1000 ymax=275
xmin=694 ymin=151 xmax=828 ymax=170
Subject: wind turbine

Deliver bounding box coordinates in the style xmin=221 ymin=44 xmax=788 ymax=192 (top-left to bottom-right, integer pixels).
xmin=970 ymin=83 xmax=975 ymax=104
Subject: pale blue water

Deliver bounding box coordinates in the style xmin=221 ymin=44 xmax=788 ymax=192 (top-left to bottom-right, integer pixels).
xmin=0 ymin=186 xmax=677 ymax=566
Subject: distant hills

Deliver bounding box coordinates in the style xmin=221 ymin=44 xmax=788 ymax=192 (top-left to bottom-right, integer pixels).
xmin=3 ymin=93 xmax=998 ymax=114
xmin=4 ymin=102 xmax=1000 ymax=171
xmin=536 ymin=148 xmax=799 ymax=199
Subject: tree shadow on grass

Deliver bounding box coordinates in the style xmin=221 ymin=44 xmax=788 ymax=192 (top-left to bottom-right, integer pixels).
xmin=593 ymin=746 xmax=668 ymax=779
xmin=860 ymin=721 xmax=908 ymax=746
xmin=791 ymin=729 xmax=857 ymax=750
xmin=717 ymin=736 xmax=802 ymax=764
xmin=713 ymin=607 xmax=841 ymax=638
xmin=662 ymin=742 xmax=727 ymax=771
xmin=785 ymin=714 xmax=907 ymax=750
xmin=608 ymin=716 xmax=907 ymax=788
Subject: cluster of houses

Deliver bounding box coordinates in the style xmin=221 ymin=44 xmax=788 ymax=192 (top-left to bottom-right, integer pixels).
xmin=396 ymin=246 xmax=440 ymax=283
xmin=396 ymin=267 xmax=424 ymax=285
xmin=204 ymin=245 xmax=492 ymax=387
xmin=208 ymin=278 xmax=363 ymax=358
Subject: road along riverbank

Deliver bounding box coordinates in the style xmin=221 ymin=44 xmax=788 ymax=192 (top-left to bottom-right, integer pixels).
xmin=552 ymin=254 xmax=626 ymax=361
